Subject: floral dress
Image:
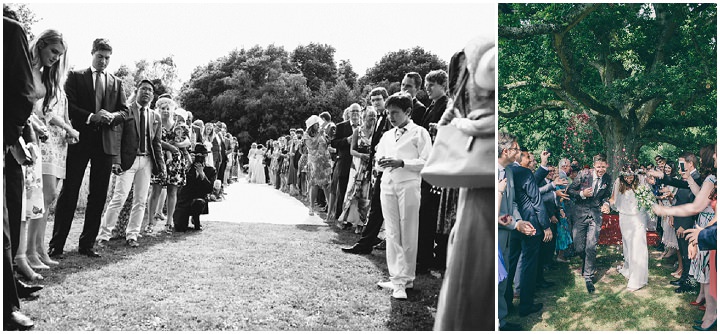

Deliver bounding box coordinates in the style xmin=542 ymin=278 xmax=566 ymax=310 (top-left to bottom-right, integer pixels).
xmin=690 ymin=175 xmax=716 ymax=284
xmin=37 ymin=94 xmax=70 ymax=179
xmin=151 ymin=124 xmax=188 ymax=187
xmin=305 ymin=132 xmax=332 ymax=187
xmin=339 ymin=128 xmax=373 ymax=226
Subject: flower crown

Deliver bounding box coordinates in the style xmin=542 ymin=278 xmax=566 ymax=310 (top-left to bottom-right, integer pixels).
xmin=619 ymin=171 xmax=636 ymax=176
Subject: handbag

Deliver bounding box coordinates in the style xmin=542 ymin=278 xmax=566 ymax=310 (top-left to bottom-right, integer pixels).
xmin=420 ymin=60 xmax=494 ymax=189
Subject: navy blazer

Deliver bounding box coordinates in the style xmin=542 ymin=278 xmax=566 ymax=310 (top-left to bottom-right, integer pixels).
xmin=698 ymin=224 xmax=717 ymax=251
xmin=509 ymin=163 xmax=550 ymax=233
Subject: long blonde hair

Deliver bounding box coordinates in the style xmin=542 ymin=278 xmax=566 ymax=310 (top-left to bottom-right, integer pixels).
xmin=29 ymin=29 xmax=68 ymax=113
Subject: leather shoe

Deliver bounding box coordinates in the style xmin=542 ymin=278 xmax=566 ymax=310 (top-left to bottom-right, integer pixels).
xmin=586 ymin=281 xmax=596 ymax=294
xmin=16 ymin=280 xmax=43 ymax=298
xmin=692 ymin=320 xmax=716 ymax=331
xmin=675 ymin=283 xmax=694 ymax=294
xmin=690 ymin=300 xmax=706 ymax=306
xmin=374 ymin=240 xmax=386 ymax=250
xmin=670 ymin=279 xmax=682 ymax=286
xmin=537 ymin=280 xmax=555 ymax=289
xmin=4 ymin=310 xmax=34 ymax=330
xmin=78 ymin=248 xmax=101 ymax=258
xmin=341 ymin=244 xmax=372 ymax=255
xmin=48 ymin=247 xmax=64 ymax=259
xmin=519 ymin=303 xmax=543 ymax=317
xmin=500 ymin=322 xmax=522 ymax=331
xmin=126 ymin=239 xmax=139 ymax=248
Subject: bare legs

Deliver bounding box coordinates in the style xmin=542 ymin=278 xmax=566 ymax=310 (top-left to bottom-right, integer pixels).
xmin=147 ymin=184 xmax=163 ymax=233
xmin=27 ymin=175 xmax=60 ymax=268
xmin=166 ymin=185 xmax=178 ymax=231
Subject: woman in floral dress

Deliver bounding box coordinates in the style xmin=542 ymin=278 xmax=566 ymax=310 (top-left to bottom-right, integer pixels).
xmin=304 ymin=115 xmax=332 ymax=215
xmin=147 ymin=97 xmax=190 ymax=233
xmin=339 ymin=109 xmax=376 ymax=234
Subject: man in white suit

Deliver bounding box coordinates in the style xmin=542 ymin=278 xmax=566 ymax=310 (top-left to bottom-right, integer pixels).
xmin=374 ymin=92 xmax=432 ymax=300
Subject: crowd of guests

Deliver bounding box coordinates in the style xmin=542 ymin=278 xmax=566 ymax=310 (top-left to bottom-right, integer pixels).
xmin=4 ymin=8 xmax=495 ymax=329
xmin=3 ymin=13 xmax=244 ymax=330
xmin=497 ymin=129 xmax=717 ymax=330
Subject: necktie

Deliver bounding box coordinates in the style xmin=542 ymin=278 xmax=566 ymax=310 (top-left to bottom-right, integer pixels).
xmin=139 ymin=107 xmax=146 ymax=154
xmin=593 ymin=177 xmax=600 ymax=195
xmin=95 ymin=71 xmax=104 ymax=112
xmin=395 ymin=127 xmax=406 ymax=142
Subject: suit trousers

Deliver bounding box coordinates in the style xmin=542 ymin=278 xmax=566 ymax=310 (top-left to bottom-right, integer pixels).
xmin=677 ymin=224 xmax=692 ymax=282
xmin=356 ymin=172 xmax=384 ymax=248
xmin=4 ymin=167 xmax=20 ymax=317
xmin=50 ymin=136 xmax=112 ymax=251
xmin=537 ymin=221 xmax=557 ymax=282
xmin=380 ymin=178 xmax=421 ymax=286
xmin=327 ymin=161 xmax=341 ymax=221
xmin=334 ymin=157 xmax=351 ymax=220
xmin=573 ymin=212 xmax=602 ymax=280
xmin=417 ymin=179 xmax=440 ymax=268
xmin=4 ymin=153 xmax=23 ymax=258
xmin=504 ymin=229 xmax=541 ymax=313
xmin=97 ymin=156 xmax=152 ymax=242
xmin=497 ymin=229 xmax=512 ymax=327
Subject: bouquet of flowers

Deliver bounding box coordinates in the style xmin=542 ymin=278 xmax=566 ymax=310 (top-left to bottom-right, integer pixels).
xmin=635 ymin=184 xmax=657 ymax=220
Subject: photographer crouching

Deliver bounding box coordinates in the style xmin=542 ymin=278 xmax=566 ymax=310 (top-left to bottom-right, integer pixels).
xmin=173 ymin=144 xmax=217 ymax=232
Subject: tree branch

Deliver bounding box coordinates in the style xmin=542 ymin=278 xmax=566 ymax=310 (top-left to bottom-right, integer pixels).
xmin=499 ymin=3 xmax=600 ymax=39
xmin=499 ymin=100 xmax=569 ymax=118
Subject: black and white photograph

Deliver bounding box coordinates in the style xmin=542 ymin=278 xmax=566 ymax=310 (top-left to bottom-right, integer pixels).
xmin=3 ymin=1 xmax=496 ymax=331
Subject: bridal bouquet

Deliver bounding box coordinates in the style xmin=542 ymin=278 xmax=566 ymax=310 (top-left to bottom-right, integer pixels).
xmin=635 ymin=184 xmax=657 ymax=220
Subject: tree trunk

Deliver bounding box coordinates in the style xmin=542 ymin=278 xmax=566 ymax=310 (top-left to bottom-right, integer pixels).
xmin=597 ymin=115 xmax=641 ymax=178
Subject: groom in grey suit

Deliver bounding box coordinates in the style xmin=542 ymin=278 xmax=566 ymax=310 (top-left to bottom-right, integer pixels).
xmin=567 ymin=153 xmax=612 ymax=294
xmin=497 ymin=132 xmax=534 ymax=331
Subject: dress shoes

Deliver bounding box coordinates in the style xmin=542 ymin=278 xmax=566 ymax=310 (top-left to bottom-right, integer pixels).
xmin=500 ymin=322 xmax=522 ymax=331
xmin=519 ymin=303 xmax=543 ymax=317
xmin=374 ymin=240 xmax=386 ymax=250
xmin=341 ymin=244 xmax=372 ymax=255
xmin=670 ymin=279 xmax=682 ymax=286
xmin=126 ymin=239 xmax=139 ymax=248
xmin=4 ymin=310 xmax=34 ymax=330
xmin=16 ymin=280 xmax=43 ymax=298
xmin=692 ymin=320 xmax=716 ymax=331
xmin=675 ymin=282 xmax=694 ymax=294
xmin=586 ymin=281 xmax=596 ymax=294
xmin=48 ymin=248 xmax=64 ymax=259
xmin=78 ymin=248 xmax=101 ymax=258
xmin=690 ymin=300 xmax=706 ymax=306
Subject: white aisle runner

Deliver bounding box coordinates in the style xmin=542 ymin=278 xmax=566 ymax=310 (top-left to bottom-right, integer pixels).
xmin=203 ymin=178 xmax=325 ymax=225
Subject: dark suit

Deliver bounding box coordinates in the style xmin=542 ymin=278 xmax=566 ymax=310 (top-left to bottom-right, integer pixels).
xmin=330 ymin=120 xmax=354 ymax=219
xmin=50 ymin=67 xmax=128 ymax=253
xmin=659 ymin=170 xmax=701 ymax=282
xmin=698 ymin=224 xmax=717 ymax=251
xmin=567 ymin=170 xmax=612 ymax=281
xmin=174 ymin=165 xmax=216 ymax=232
xmin=505 ymin=163 xmax=548 ymax=314
xmin=410 ymin=98 xmax=427 ymax=125
xmin=353 ymin=111 xmax=392 ymax=248
xmin=4 ymin=16 xmax=35 ymax=318
xmin=212 ymin=134 xmax=227 ymax=185
xmin=537 ymin=176 xmax=559 ymax=283
xmin=417 ymin=96 xmax=448 ymax=269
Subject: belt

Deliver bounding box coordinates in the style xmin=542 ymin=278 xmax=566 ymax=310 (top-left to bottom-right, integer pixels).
xmin=137 ymin=153 xmax=149 ymax=156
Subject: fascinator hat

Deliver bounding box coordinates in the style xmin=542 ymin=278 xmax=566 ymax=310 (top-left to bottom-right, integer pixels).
xmin=305 ymin=115 xmax=322 ymax=131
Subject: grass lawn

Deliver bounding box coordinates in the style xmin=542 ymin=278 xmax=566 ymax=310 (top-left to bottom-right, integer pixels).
xmin=504 ymin=244 xmax=704 ymax=331
xmin=21 ymin=209 xmax=444 ymax=330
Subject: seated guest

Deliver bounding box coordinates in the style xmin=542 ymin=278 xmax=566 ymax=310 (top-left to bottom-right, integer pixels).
xmin=174 ymin=144 xmax=216 ymax=232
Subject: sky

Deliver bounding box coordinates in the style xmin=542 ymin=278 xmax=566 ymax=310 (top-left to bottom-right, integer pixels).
xmin=23 ymin=1 xmax=496 ymax=89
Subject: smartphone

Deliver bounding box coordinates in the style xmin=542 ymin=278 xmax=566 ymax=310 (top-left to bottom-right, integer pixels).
xmin=679 ymin=161 xmax=685 ymax=172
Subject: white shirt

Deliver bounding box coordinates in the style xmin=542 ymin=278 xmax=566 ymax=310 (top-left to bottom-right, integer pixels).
xmin=374 ymin=120 xmax=431 ymax=184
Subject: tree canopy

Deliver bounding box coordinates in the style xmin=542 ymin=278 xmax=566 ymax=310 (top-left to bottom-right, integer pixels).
xmin=499 ymin=3 xmax=716 ymax=173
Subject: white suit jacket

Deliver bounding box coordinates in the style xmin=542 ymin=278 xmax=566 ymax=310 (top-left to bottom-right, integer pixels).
xmin=374 ymin=120 xmax=432 ymax=185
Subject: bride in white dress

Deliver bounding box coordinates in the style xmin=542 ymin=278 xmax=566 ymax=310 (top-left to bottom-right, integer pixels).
xmin=609 ymin=165 xmax=649 ymax=291
xmin=248 ymin=143 xmax=266 ymax=184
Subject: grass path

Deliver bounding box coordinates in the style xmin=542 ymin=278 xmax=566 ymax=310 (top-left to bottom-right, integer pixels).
xmin=21 ymin=184 xmax=443 ymax=330
xmin=505 ymin=245 xmax=703 ymax=331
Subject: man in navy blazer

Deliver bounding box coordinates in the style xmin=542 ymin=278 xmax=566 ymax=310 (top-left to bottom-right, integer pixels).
xmin=50 ymin=38 xmax=128 ymax=258
xmin=507 ymin=150 xmax=552 ymax=317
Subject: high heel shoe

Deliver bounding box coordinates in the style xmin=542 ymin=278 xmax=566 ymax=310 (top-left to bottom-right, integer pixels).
xmin=692 ymin=320 xmax=716 ymax=331
xmin=698 ymin=305 xmax=706 ymax=311
xmin=26 ymin=254 xmax=50 ymax=270
xmin=690 ymin=300 xmax=706 ymax=306
xmin=694 ymin=320 xmax=703 ymax=325
xmin=14 ymin=255 xmax=43 ymax=281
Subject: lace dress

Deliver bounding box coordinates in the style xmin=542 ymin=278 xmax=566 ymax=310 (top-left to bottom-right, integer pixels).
xmin=659 ymin=185 xmax=679 ymax=250
xmin=611 ymin=178 xmax=649 ymax=290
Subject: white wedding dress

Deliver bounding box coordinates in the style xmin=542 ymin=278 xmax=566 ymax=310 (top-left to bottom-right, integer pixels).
xmin=248 ymin=149 xmax=266 ymax=184
xmin=611 ymin=178 xmax=649 ymax=291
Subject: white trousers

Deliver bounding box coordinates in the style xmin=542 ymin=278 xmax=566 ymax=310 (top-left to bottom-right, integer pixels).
xmin=97 ymin=156 xmax=152 ymax=241
xmin=380 ymin=178 xmax=421 ymax=286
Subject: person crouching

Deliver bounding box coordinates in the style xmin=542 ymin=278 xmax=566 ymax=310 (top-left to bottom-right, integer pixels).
xmin=374 ymin=92 xmax=432 ymax=300
xmin=173 ymin=144 xmax=216 ymax=232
